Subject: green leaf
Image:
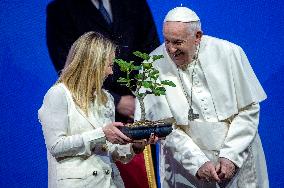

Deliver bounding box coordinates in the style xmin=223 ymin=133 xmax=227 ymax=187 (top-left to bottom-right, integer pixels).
xmin=153 ymin=88 xmax=166 ymax=96
xmin=133 ymin=65 xmax=142 ymax=71
xmin=135 ymin=74 xmax=143 ymax=79
xmin=161 ymin=80 xmax=176 ymax=87
xmin=114 ymin=59 xmax=131 ymax=72
xmin=152 ymin=54 xmax=164 ymax=61
xmin=117 ymin=77 xmax=129 ymax=83
xmin=142 ymin=81 xmax=152 ymax=88
xmin=115 ymin=51 xmax=176 ymax=100
xmin=133 ymin=51 xmax=150 ymax=60
xmin=142 ymin=63 xmax=152 ymax=69
xmin=156 ymin=87 xmax=166 ymax=92
xmin=149 ymin=70 xmax=159 ymax=78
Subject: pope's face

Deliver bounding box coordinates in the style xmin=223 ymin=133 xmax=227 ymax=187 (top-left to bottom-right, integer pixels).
xmin=163 ymin=22 xmax=200 ymax=66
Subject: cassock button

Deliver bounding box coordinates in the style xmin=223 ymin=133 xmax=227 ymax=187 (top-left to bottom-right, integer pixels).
xmin=93 ymin=171 xmax=98 ymax=176
xmin=105 ymin=169 xmax=110 ymax=175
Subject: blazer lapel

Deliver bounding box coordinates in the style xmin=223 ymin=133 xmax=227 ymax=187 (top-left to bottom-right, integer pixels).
xmin=60 ymin=83 xmax=98 ymax=129
xmin=74 ymin=106 xmax=98 ymax=129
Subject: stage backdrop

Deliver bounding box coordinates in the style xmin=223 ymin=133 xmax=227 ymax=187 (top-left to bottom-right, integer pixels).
xmin=0 ymin=0 xmax=283 ymax=187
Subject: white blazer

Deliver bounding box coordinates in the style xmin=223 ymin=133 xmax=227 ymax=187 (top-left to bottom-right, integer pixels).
xmin=39 ymin=83 xmax=134 ymax=188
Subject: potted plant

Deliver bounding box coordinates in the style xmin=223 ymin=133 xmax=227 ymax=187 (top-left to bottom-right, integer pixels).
xmin=115 ymin=51 xmax=176 ymax=140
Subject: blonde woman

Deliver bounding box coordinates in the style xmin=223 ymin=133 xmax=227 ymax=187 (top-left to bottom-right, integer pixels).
xmin=38 ymin=32 xmax=149 ymax=188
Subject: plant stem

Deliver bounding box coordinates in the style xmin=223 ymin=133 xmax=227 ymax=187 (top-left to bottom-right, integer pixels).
xmin=138 ymin=96 xmax=146 ymax=121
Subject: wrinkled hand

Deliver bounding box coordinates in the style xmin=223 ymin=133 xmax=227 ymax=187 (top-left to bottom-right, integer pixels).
xmin=197 ymin=161 xmax=220 ymax=182
xmin=216 ymin=157 xmax=236 ymax=181
xmin=132 ymin=133 xmax=159 ymax=154
xmin=102 ymin=122 xmax=132 ymax=144
xmin=117 ymin=95 xmax=135 ymax=118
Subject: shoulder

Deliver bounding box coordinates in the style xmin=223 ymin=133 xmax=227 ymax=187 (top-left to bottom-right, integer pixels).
xmin=39 ymin=83 xmax=70 ymax=114
xmin=47 ymin=0 xmax=76 ymax=13
xmin=47 ymin=0 xmax=65 ymax=10
xmin=202 ymin=35 xmax=244 ymax=55
xmin=150 ymin=44 xmax=165 ymax=56
xmin=43 ymin=83 xmax=67 ymax=102
xmin=103 ymin=89 xmax=114 ymax=102
xmin=204 ymin=35 xmax=242 ymax=49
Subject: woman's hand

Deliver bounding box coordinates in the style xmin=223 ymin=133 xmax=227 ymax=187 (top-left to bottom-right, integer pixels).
xmin=102 ymin=122 xmax=132 ymax=144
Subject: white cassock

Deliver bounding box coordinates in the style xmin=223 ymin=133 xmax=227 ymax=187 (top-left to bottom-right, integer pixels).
xmin=135 ymin=35 xmax=269 ymax=188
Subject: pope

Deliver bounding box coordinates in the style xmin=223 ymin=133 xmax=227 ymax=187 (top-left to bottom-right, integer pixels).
xmin=135 ymin=7 xmax=269 ymax=188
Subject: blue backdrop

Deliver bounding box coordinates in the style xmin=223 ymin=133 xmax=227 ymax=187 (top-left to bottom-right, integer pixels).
xmin=0 ymin=0 xmax=283 ymax=187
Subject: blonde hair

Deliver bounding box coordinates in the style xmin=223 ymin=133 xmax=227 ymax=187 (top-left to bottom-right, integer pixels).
xmin=58 ymin=31 xmax=116 ymax=115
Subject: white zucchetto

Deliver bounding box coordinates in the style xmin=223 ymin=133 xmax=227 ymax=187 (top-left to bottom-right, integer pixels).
xmin=164 ymin=7 xmax=200 ymax=22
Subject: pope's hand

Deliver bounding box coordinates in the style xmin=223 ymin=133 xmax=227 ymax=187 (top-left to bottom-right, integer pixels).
xmin=216 ymin=157 xmax=236 ymax=181
xmin=117 ymin=95 xmax=135 ymax=118
xmin=132 ymin=133 xmax=158 ymax=154
xmin=102 ymin=122 xmax=132 ymax=144
xmin=197 ymin=161 xmax=220 ymax=182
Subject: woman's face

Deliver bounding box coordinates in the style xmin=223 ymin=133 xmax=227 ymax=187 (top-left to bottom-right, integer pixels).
xmin=104 ymin=53 xmax=114 ymax=78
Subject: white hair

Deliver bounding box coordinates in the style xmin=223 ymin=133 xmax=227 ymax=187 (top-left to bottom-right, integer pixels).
xmin=187 ymin=21 xmax=202 ymax=36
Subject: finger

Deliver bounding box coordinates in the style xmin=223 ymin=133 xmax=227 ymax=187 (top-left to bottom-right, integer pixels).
xmin=227 ymin=171 xmax=234 ymax=179
xmin=222 ymin=165 xmax=231 ymax=179
xmin=219 ymin=166 xmax=226 ymax=179
xmin=203 ymin=168 xmax=211 ymax=178
xmin=218 ymin=172 xmax=225 ymax=180
xmin=215 ymin=162 xmax=221 ymax=174
xmin=150 ymin=134 xmax=159 ymax=143
xmin=137 ymin=139 xmax=147 ymax=146
xmin=112 ymin=122 xmax=124 ymax=127
xmin=119 ymin=135 xmax=132 ymax=143
xmin=115 ymin=137 xmax=123 ymax=144
xmin=114 ymin=128 xmax=132 ymax=142
xmin=224 ymin=169 xmax=233 ymax=179
xmin=154 ymin=136 xmax=159 ymax=143
xmin=116 ymin=136 xmax=127 ymax=145
xmin=147 ymin=133 xmax=155 ymax=144
xmin=210 ymin=168 xmax=220 ymax=182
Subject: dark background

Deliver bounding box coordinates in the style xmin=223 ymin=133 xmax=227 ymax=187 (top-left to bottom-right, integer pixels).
xmin=0 ymin=0 xmax=283 ymax=187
